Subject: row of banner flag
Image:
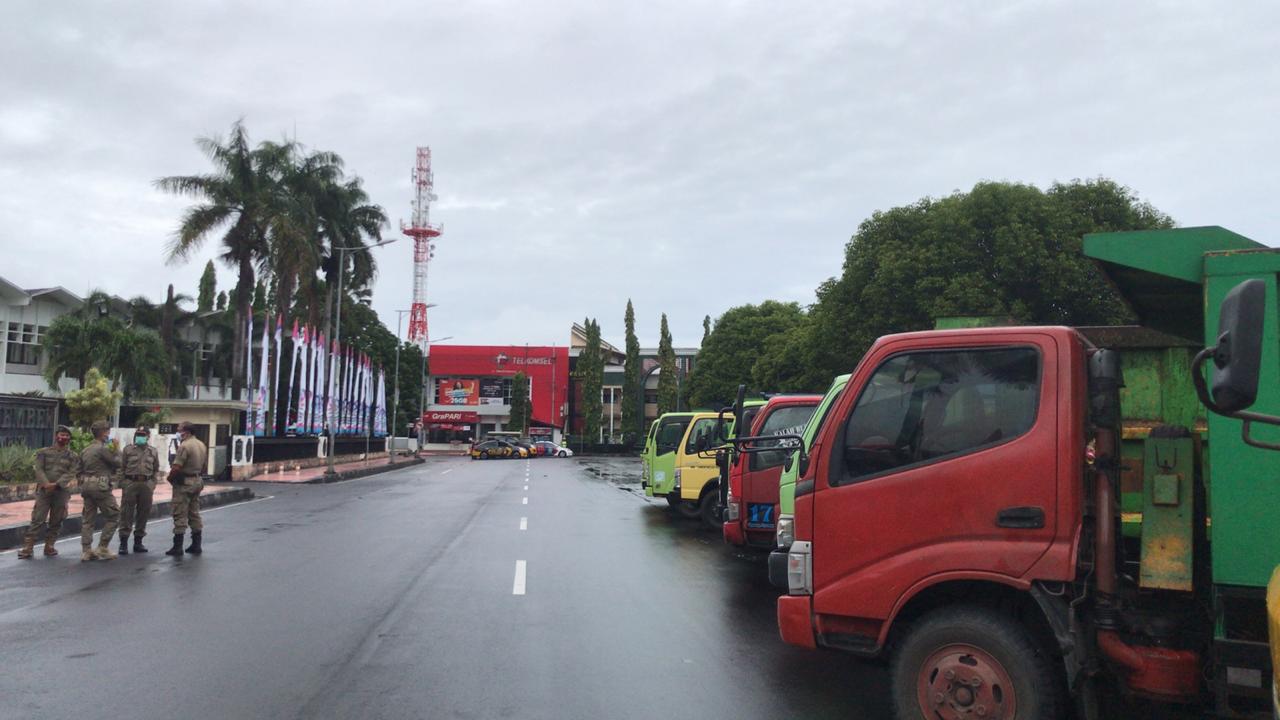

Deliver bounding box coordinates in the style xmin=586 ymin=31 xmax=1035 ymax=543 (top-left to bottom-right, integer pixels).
xmin=245 ymin=316 xmax=388 ymax=438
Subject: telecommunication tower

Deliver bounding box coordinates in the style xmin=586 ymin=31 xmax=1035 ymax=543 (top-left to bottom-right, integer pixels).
xmin=402 ymin=147 xmax=442 ymax=351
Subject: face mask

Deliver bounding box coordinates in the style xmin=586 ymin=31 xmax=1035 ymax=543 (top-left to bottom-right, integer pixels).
xmin=134 ymin=436 xmax=148 ymax=446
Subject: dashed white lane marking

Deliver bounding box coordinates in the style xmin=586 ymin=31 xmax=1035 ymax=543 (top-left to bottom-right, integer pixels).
xmin=523 ymin=485 xmax=528 ymax=491
xmin=512 ymin=560 xmax=527 ymax=595
xmin=522 ymin=497 xmax=528 ymax=505
xmin=519 ymin=517 xmax=527 ymax=530
xmin=441 ymin=468 xmax=454 ymax=475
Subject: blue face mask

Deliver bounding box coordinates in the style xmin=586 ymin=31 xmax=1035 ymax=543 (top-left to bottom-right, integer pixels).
xmin=134 ymin=436 xmax=148 ymax=446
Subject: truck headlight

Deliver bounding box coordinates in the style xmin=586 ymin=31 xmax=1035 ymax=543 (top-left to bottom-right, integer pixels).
xmin=787 ymin=541 xmax=812 ymax=595
xmin=673 ymin=468 xmax=682 ymax=489
xmin=775 ymin=515 xmax=794 ymax=548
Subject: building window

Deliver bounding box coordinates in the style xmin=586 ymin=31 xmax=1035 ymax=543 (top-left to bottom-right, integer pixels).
xmin=644 ymin=390 xmax=658 ymax=404
xmin=6 ymin=323 xmax=42 ymax=366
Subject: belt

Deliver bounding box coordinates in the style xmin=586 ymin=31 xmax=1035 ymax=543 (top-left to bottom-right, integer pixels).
xmin=126 ymin=474 xmax=152 ymax=481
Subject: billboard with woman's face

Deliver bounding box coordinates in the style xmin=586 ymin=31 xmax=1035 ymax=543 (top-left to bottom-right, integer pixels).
xmin=437 ymin=379 xmax=479 ymax=405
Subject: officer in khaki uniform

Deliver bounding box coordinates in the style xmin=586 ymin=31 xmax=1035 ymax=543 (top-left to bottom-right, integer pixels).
xmin=17 ymin=425 xmax=79 ymax=559
xmin=166 ymin=421 xmax=207 ymax=556
xmin=117 ymin=425 xmax=160 ymax=555
xmin=79 ymin=420 xmax=122 ymax=561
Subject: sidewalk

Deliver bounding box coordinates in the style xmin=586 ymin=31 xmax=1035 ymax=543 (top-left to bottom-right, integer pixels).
xmin=244 ymin=456 xmax=425 ymax=484
xmin=0 ymin=482 xmax=254 ymax=551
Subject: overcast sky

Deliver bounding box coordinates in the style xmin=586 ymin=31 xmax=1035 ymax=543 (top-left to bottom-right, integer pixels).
xmin=2 ymin=1 xmax=1277 ymax=348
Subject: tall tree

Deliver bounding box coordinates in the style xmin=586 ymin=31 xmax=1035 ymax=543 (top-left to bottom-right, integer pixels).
xmin=156 ymin=120 xmax=277 ymax=400
xmin=656 ymin=314 xmax=678 ymax=416
xmin=197 ymin=260 xmax=217 ymax=311
xmin=579 ymin=318 xmax=604 ymax=443
xmin=686 ymin=301 xmax=807 ymax=408
xmin=620 ymin=300 xmax=641 ymax=445
xmin=508 ymin=372 xmax=530 ymax=434
xmin=215 ymin=291 xmax=227 ymax=311
xmin=42 ymin=293 xmax=169 ymax=398
xmin=702 ymin=315 xmax=711 ymax=344
xmin=801 ymin=178 xmax=1172 ymax=383
xmin=252 ymin=279 xmax=267 ymax=315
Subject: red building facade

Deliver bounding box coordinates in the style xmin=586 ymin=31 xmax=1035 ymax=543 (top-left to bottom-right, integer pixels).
xmin=424 ymin=345 xmax=569 ymax=441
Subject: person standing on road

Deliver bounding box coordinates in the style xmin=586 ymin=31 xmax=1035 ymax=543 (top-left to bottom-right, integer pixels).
xmin=17 ymin=425 xmax=79 ymax=560
xmin=79 ymin=420 xmax=122 ymax=561
xmin=117 ymin=425 xmax=159 ymax=555
xmin=165 ymin=421 xmax=207 ymax=556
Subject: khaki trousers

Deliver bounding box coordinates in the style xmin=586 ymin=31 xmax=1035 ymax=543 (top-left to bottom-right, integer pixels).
xmin=80 ymin=480 xmax=120 ymax=548
xmin=24 ymin=486 xmax=70 ymax=543
xmin=171 ymin=479 xmax=204 ymax=534
xmin=119 ymin=479 xmax=155 ymax=540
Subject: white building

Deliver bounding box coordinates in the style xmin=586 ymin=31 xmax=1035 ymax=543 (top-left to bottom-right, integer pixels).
xmin=0 ymin=277 xmax=87 ymax=397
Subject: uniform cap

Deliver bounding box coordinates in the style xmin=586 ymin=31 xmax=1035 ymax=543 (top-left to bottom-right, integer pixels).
xmin=90 ymin=420 xmax=111 ymax=434
xmin=55 ymin=424 xmax=73 ymax=435
xmin=135 ymin=426 xmax=150 ymax=435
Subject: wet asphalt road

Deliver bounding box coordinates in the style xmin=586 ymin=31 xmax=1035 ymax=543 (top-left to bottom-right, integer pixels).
xmin=0 ymin=455 xmax=889 ymax=720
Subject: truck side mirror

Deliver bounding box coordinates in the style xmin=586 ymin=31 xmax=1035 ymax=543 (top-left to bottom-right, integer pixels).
xmin=733 ymin=384 xmax=746 ymax=437
xmin=1211 ymin=279 xmax=1265 ymax=413
xmin=1192 ymin=279 xmax=1280 ymax=451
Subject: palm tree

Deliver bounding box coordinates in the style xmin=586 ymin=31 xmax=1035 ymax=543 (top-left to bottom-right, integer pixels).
xmin=155 ymin=120 xmax=278 ymax=400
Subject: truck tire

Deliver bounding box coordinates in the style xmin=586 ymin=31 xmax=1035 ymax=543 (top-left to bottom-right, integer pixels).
xmin=889 ymin=605 xmax=1063 ymax=720
xmin=674 ymin=500 xmax=701 ymax=520
xmin=699 ymin=489 xmax=721 ymax=529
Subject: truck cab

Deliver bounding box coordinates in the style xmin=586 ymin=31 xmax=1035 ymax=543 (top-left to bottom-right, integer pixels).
xmin=777 ymin=227 xmax=1280 ymax=718
xmin=647 ymin=412 xmax=695 ymax=506
xmin=768 ymin=374 xmax=850 ymax=585
xmin=723 ymin=394 xmax=821 ymax=549
xmin=641 ymin=419 xmax=658 ymax=495
xmin=671 ymin=411 xmax=736 ymax=527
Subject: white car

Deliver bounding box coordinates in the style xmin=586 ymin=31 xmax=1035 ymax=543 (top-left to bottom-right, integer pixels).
xmin=535 ymin=441 xmax=572 ymax=458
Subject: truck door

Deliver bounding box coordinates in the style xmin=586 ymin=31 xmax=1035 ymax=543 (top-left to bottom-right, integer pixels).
xmin=811 ymin=338 xmax=1059 ymax=624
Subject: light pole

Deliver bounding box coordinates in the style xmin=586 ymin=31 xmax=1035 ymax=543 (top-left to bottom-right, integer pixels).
xmin=416 ymin=334 xmax=452 ymax=454
xmin=324 ymin=238 xmax=396 ymax=481
xmin=388 ymin=309 xmax=410 ymax=464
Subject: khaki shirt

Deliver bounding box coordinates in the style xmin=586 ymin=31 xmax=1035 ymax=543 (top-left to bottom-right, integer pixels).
xmin=34 ymin=445 xmax=80 ymax=490
xmin=81 ymin=440 xmax=121 ymax=479
xmin=173 ymin=436 xmax=207 ymax=478
xmin=120 ymin=443 xmax=159 ymax=481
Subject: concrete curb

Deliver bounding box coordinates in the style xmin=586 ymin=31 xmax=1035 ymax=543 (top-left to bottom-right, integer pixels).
xmin=302 ymin=457 xmax=426 ymax=484
xmin=0 ymin=486 xmax=256 ymax=551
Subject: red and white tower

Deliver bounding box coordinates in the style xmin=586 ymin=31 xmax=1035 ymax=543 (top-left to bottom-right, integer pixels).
xmin=402 ymin=147 xmax=442 ymax=352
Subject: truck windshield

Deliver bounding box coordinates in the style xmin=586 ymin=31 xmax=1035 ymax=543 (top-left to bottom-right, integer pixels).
xmin=750 ymin=405 xmax=818 ymax=470
xmin=656 ymin=419 xmax=691 ymax=455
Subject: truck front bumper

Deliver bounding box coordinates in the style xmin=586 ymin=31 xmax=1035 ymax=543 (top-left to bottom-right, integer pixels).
xmin=723 ymin=519 xmax=745 ymax=546
xmin=777 ymin=595 xmax=816 ymax=649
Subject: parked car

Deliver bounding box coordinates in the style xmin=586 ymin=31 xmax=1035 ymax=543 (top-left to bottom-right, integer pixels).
xmin=513 ymin=440 xmax=538 ymax=457
xmin=470 ymin=440 xmax=515 ymax=460
xmin=535 ymin=441 xmax=571 ymax=458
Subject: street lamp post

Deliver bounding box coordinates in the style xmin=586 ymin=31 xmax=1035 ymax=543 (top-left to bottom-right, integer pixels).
xmin=324 ymin=238 xmax=396 ymax=481
xmin=388 ymin=309 xmax=409 ymax=464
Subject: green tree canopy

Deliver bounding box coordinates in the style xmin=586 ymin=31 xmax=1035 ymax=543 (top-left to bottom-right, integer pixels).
xmin=216 ymin=291 xmax=227 ymax=311
xmin=65 ymin=368 xmax=122 ymax=429
xmin=800 ymin=178 xmax=1172 ymax=383
xmin=508 ymin=372 xmax=530 ymax=434
xmin=579 ymin=318 xmax=603 ymax=442
xmin=620 ymin=300 xmax=642 ymax=445
xmin=686 ymin=300 xmax=807 ymax=408
xmin=198 ymin=260 xmax=217 ymax=311
xmin=656 ymin=314 xmax=678 ymax=416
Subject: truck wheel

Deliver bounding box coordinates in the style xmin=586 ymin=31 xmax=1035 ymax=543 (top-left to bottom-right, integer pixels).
xmin=698 ymin=489 xmax=721 ymax=529
xmin=889 ymin=605 xmax=1063 ymax=720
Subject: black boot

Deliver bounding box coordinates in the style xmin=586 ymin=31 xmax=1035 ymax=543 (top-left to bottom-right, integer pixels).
xmin=165 ymin=534 xmax=184 ymax=556
xmin=133 ymin=536 xmax=148 ymax=553
xmin=118 ymin=535 xmax=129 ymax=555
xmin=185 ymin=531 xmax=202 ymax=555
